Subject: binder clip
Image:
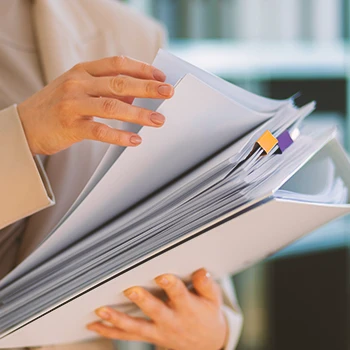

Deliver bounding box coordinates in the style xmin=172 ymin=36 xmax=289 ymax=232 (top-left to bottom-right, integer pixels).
xmin=256 ymin=130 xmax=278 ymax=155
xmin=277 ymin=130 xmax=294 ymax=153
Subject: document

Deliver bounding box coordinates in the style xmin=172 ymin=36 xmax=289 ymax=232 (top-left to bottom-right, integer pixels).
xmin=0 ymin=50 xmax=349 ymax=347
xmin=0 ymin=73 xmax=276 ymax=288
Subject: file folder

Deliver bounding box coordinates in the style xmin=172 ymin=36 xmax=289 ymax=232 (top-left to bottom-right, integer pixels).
xmin=0 ymin=50 xmax=349 ymax=347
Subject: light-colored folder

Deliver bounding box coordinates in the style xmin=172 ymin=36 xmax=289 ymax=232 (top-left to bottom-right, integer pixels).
xmin=0 ymin=51 xmax=349 ymax=348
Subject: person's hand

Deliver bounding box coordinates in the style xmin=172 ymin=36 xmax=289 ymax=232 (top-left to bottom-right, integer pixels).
xmin=17 ymin=56 xmax=174 ymax=155
xmin=87 ymin=268 xmax=228 ymax=350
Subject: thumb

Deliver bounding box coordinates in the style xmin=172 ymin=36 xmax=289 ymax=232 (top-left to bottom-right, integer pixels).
xmin=192 ymin=268 xmax=222 ymax=305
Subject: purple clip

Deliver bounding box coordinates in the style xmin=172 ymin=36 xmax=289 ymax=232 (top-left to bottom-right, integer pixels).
xmin=277 ymin=130 xmax=293 ymax=153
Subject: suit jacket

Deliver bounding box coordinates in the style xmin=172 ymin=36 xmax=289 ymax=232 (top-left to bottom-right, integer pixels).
xmin=0 ymin=0 xmax=243 ymax=349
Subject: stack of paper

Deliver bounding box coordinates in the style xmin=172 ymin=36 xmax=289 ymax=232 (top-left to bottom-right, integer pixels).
xmin=0 ymin=50 xmax=349 ymax=348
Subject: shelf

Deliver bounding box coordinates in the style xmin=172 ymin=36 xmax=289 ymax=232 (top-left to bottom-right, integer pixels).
xmin=272 ymin=215 xmax=350 ymax=259
xmin=169 ymin=40 xmax=350 ymax=80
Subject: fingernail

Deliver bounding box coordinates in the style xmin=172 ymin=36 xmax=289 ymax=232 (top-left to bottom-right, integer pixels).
xmin=96 ymin=307 xmax=110 ymax=320
xmin=150 ymin=113 xmax=165 ymax=126
xmin=124 ymin=289 xmax=139 ymax=301
xmin=86 ymin=323 xmax=96 ymax=330
xmin=158 ymin=84 xmax=173 ymax=97
xmin=153 ymin=69 xmax=166 ymax=82
xmin=203 ymin=270 xmax=211 ymax=283
xmin=155 ymin=275 xmax=169 ymax=286
xmin=130 ymin=135 xmax=142 ymax=145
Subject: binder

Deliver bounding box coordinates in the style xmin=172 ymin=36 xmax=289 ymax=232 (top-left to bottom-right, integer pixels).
xmin=0 ymin=50 xmax=349 ymax=348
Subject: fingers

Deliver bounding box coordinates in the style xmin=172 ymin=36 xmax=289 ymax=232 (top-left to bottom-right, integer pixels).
xmin=77 ymin=121 xmax=142 ymax=147
xmin=114 ymin=96 xmax=135 ymax=105
xmin=76 ymin=98 xmax=166 ymax=127
xmin=155 ymin=274 xmax=191 ymax=309
xmin=123 ymin=287 xmax=173 ymax=324
xmin=192 ymin=269 xmax=222 ymax=305
xmin=80 ymin=56 xmax=166 ymax=81
xmin=86 ymin=76 xmax=174 ymax=100
xmin=87 ymin=322 xmax=144 ymax=342
xmin=92 ymin=307 xmax=158 ymax=341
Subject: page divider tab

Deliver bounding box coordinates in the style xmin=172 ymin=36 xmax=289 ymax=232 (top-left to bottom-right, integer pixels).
xmin=256 ymin=130 xmax=278 ymax=155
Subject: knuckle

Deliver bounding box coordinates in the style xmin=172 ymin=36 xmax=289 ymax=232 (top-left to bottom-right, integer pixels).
xmin=139 ymin=62 xmax=150 ymax=74
xmin=112 ymin=132 xmax=123 ymax=145
xmin=60 ymin=117 xmax=74 ymax=130
xmin=145 ymin=81 xmax=155 ymax=95
xmin=111 ymin=76 xmax=128 ymax=94
xmin=136 ymin=109 xmax=147 ymax=123
xmin=91 ymin=124 xmax=109 ymax=141
xmin=60 ymin=79 xmax=80 ymax=94
xmin=102 ymin=99 xmax=119 ymax=115
xmin=112 ymin=55 xmax=127 ymax=68
xmin=70 ymin=62 xmax=85 ymax=74
xmin=56 ymin=99 xmax=73 ymax=115
xmin=57 ymin=107 xmax=77 ymax=131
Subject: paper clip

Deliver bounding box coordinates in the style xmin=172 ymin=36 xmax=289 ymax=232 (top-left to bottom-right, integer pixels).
xmin=277 ymin=130 xmax=294 ymax=153
xmin=256 ymin=130 xmax=278 ymax=155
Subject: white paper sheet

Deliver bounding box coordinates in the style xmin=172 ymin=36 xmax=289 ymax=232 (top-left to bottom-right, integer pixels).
xmin=0 ymin=73 xmax=273 ymax=288
xmin=134 ymin=49 xmax=291 ymax=113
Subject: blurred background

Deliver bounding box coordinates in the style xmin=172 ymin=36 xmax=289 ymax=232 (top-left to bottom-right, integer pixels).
xmin=121 ymin=1 xmax=350 ymax=349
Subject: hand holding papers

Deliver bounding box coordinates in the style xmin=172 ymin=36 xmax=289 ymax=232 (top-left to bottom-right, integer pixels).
xmin=0 ymin=50 xmax=350 ymax=347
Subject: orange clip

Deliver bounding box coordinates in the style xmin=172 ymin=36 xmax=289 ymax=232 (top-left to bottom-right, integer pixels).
xmin=257 ymin=130 xmax=278 ymax=154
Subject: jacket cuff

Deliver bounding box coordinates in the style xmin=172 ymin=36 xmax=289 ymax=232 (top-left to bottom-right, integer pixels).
xmin=222 ymin=304 xmax=243 ymax=350
xmin=0 ymin=105 xmax=54 ymax=229
xmin=219 ymin=277 xmax=243 ymax=349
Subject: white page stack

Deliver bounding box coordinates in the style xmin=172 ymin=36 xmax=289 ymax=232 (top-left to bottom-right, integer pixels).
xmin=0 ymin=50 xmax=349 ymax=347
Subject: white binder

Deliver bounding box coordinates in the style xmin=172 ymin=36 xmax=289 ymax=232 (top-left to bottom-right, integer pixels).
xmin=0 ymin=50 xmax=349 ymax=348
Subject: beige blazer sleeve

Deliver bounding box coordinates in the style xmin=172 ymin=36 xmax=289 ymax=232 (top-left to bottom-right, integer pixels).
xmin=0 ymin=104 xmax=54 ymax=230
xmin=220 ymin=276 xmax=243 ymax=349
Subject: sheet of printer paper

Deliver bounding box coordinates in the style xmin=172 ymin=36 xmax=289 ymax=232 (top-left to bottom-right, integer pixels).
xmin=0 ymin=73 xmax=273 ymax=288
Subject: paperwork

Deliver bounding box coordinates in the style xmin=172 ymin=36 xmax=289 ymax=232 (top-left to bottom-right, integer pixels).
xmin=0 ymin=50 xmax=349 ymax=342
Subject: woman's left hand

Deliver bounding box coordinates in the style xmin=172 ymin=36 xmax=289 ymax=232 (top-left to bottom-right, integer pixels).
xmin=87 ymin=268 xmax=228 ymax=350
